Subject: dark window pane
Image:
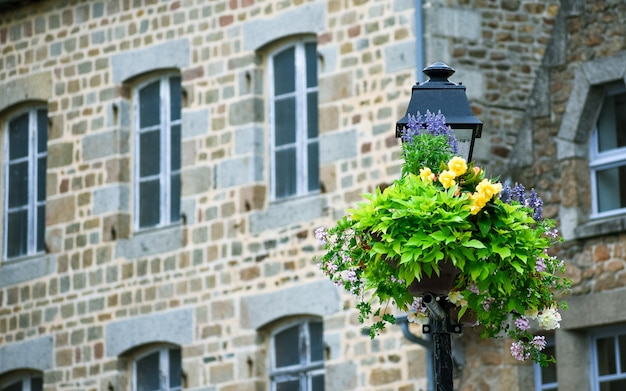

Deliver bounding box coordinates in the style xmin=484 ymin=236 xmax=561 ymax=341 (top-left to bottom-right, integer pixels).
xmin=171 ymin=124 xmax=181 ymax=171
xmin=275 ymin=148 xmax=297 ymax=199
xmin=139 ymin=180 xmax=161 ymax=228
xmin=37 ymin=109 xmax=48 ymax=153
xmin=139 ymin=130 xmax=161 ymax=177
xmin=275 ymin=325 xmax=301 ymax=368
xmin=38 ymin=156 xmax=47 ymax=202
xmin=273 ymin=47 xmax=295 ymax=95
xmin=598 ymin=92 xmax=626 ymax=152
xmin=307 ymin=91 xmax=319 ymax=138
xmin=309 ymin=321 xmax=324 ymax=362
xmin=31 ymin=377 xmax=43 ymax=391
xmin=597 ymin=336 xmax=617 ymax=376
xmin=276 ymin=379 xmax=300 ymax=391
xmin=139 ymin=80 xmax=161 ymax=128
xmin=596 ymin=165 xmax=626 ymax=212
xmin=37 ymin=205 xmax=45 ymax=252
xmin=170 ymin=76 xmax=182 ymax=121
xmin=0 ymin=380 xmax=22 ymax=391
xmin=8 ymin=161 xmax=28 ymax=208
xmin=9 ymin=113 xmax=29 ymax=160
xmin=7 ymin=210 xmax=28 ymax=258
xmin=169 ymin=348 xmax=182 ymax=388
xmin=618 ymin=334 xmax=626 ymax=373
xmin=305 ymin=42 xmax=318 ymax=88
xmin=308 ymin=142 xmax=319 ymax=192
xmin=170 ymin=173 xmax=181 ymax=223
xmin=311 ymin=374 xmax=324 ymax=391
xmin=600 ymin=379 xmax=626 ymax=391
xmin=136 ymin=351 xmax=160 ymax=391
xmin=540 ymin=344 xmax=557 ymax=384
xmin=274 ymin=98 xmax=297 ymax=146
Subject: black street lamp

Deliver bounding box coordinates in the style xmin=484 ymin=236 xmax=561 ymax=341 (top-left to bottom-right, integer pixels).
xmin=396 ymin=62 xmax=483 ymax=391
xmin=396 ymin=62 xmax=483 ymax=163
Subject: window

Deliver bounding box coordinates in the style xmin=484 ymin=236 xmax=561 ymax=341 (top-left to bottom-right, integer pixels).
xmin=133 ymin=347 xmax=182 ymax=391
xmin=3 ymin=107 xmax=47 ymax=260
xmin=268 ymin=40 xmax=319 ymax=200
xmin=270 ymin=319 xmax=324 ymax=391
xmin=534 ymin=336 xmax=557 ymax=391
xmin=134 ymin=75 xmax=181 ymax=229
xmin=591 ymin=326 xmax=626 ymax=391
xmin=0 ymin=372 xmax=43 ymax=391
xmin=589 ymin=84 xmax=626 ymax=218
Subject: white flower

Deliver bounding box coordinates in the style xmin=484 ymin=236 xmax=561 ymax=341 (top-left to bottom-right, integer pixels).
xmin=537 ymin=308 xmax=561 ymax=330
xmin=448 ymin=291 xmax=464 ymax=305
xmin=408 ymin=311 xmax=429 ymax=325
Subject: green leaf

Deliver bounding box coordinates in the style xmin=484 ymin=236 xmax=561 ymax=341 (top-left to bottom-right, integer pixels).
xmin=463 ymin=239 xmax=486 ymax=249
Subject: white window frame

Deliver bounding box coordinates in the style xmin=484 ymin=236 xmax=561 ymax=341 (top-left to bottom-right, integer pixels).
xmin=533 ymin=335 xmax=557 ymax=391
xmin=133 ymin=74 xmax=182 ymax=230
xmin=269 ymin=318 xmax=324 ymax=391
xmin=132 ymin=346 xmax=181 ymax=391
xmin=589 ymin=83 xmax=626 ymax=219
xmin=590 ymin=325 xmax=626 ymax=391
xmin=267 ymin=39 xmax=319 ymax=201
xmin=3 ymin=106 xmax=47 ymax=260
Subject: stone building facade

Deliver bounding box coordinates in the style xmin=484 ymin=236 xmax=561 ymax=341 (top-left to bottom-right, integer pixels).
xmin=1 ymin=0 xmax=624 ymax=390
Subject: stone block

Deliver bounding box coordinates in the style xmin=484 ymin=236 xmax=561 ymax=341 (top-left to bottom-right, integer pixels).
xmin=111 ymin=39 xmax=190 ymax=84
xmin=319 ymin=129 xmax=357 ymax=164
xmin=424 ymin=7 xmax=481 ymax=41
xmin=0 ymin=71 xmax=52 ymax=112
xmin=215 ymin=156 xmax=263 ymax=189
xmin=249 ymin=196 xmax=325 ymax=234
xmin=115 ymin=225 xmax=184 ymax=259
xmin=46 ymin=195 xmax=75 ymax=225
xmin=82 ymin=129 xmax=130 ymax=161
xmin=325 ymin=361 xmax=357 ymax=391
xmin=182 ymin=165 xmax=212 ymax=195
xmin=47 ymin=142 xmax=73 ymax=168
xmin=93 ymin=184 xmax=130 ymax=214
xmin=182 ymin=108 xmax=210 ymax=139
xmin=319 ymin=72 xmax=353 ymax=103
xmin=105 ymin=307 xmax=193 ymax=357
xmin=234 ymin=125 xmax=264 ymax=156
xmin=228 ymin=97 xmax=264 ymax=126
xmin=239 ymin=185 xmax=266 ymax=212
xmin=0 ymin=255 xmax=57 ymax=287
xmin=242 ymin=1 xmax=326 ymax=51
xmin=240 ymin=279 xmax=341 ymax=329
xmin=385 ymin=40 xmax=416 ymax=74
xmin=0 ymin=336 xmax=53 ymax=373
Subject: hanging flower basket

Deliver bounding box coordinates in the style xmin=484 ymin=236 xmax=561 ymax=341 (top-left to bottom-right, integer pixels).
xmin=316 ymin=111 xmax=571 ymax=366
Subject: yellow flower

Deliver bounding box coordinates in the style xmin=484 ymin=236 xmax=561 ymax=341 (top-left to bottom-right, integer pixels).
xmin=439 ymin=170 xmax=456 ymax=189
xmin=476 ymin=179 xmax=502 ymax=199
xmin=469 ymin=192 xmax=489 ymax=215
xmin=447 ymin=157 xmax=468 ymax=177
xmin=419 ymin=167 xmax=435 ymax=183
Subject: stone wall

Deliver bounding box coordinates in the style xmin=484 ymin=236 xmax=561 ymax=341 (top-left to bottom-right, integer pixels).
xmin=0 ymin=0 xmax=570 ymax=390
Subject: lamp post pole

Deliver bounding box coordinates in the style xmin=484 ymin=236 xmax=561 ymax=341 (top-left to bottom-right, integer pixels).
xmin=396 ymin=62 xmax=483 ymax=391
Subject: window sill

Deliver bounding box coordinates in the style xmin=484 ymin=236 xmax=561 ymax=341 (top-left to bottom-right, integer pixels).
xmin=115 ymin=223 xmax=185 ymax=260
xmin=0 ymin=253 xmax=56 ymax=287
xmin=250 ymin=193 xmax=326 ymax=234
xmin=573 ymin=214 xmax=626 ymax=239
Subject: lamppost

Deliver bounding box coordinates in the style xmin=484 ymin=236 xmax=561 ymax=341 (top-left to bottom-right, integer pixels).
xmin=396 ymin=62 xmax=483 ymax=391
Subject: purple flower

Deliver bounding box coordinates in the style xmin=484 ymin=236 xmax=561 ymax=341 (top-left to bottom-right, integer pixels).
xmin=532 ymin=335 xmax=547 ymax=350
xmin=401 ymin=111 xmax=459 ymax=154
xmin=535 ymin=258 xmax=546 ymax=272
xmin=315 ymin=227 xmax=327 ymax=244
xmin=515 ymin=317 xmax=530 ymax=331
xmin=510 ymin=341 xmax=530 ymax=361
xmin=346 ymin=270 xmax=357 ymax=282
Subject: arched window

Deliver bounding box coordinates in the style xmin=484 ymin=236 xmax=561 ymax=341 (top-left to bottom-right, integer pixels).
xmin=269 ymin=318 xmax=324 ymax=391
xmin=131 ymin=345 xmax=182 ymax=391
xmin=589 ymin=82 xmax=626 ymax=218
xmin=0 ymin=370 xmax=43 ymax=391
xmin=268 ymin=39 xmax=320 ymax=200
xmin=133 ymin=74 xmax=182 ymax=229
xmin=3 ymin=106 xmax=47 ymax=259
